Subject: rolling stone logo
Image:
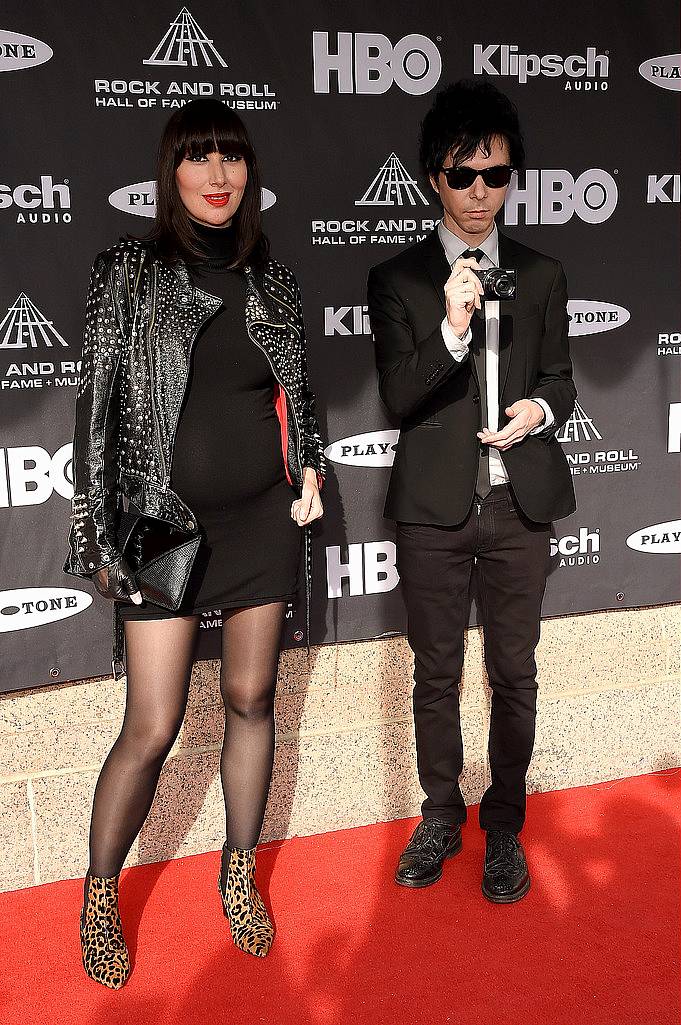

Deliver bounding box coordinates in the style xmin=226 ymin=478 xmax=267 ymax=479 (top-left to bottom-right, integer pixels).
xmin=0 ymin=587 xmax=92 ymax=633
xmin=0 ymin=294 xmax=79 ymax=394
xmin=0 ymin=30 xmax=53 ymax=72
xmin=108 ymin=180 xmax=277 ymax=217
xmin=567 ymin=300 xmax=630 ymax=336
xmin=0 ymin=175 xmax=71 ymax=225
xmin=557 ymin=402 xmax=640 ymax=477
xmin=94 ymin=7 xmax=278 ymax=112
xmin=312 ymin=152 xmax=438 ymax=247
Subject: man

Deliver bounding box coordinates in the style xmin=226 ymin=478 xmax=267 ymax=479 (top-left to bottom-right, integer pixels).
xmin=367 ymin=80 xmax=576 ymax=903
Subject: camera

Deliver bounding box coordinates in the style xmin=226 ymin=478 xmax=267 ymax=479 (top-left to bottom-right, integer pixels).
xmin=474 ymin=267 xmax=517 ymax=301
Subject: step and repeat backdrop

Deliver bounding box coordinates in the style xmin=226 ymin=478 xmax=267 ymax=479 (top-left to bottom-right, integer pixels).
xmin=1 ymin=2 xmax=679 ymax=691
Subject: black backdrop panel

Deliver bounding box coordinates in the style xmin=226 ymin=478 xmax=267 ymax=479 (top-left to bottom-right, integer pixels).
xmin=1 ymin=2 xmax=679 ymax=690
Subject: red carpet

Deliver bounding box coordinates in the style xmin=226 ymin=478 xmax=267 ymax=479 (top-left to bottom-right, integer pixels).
xmin=2 ymin=771 xmax=678 ymax=1025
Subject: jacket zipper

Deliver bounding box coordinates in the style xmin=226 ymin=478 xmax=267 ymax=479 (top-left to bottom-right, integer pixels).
xmin=145 ymin=264 xmax=168 ymax=488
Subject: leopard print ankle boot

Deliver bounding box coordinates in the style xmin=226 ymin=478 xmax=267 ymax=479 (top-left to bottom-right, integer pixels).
xmin=80 ymin=873 xmax=130 ymax=989
xmin=218 ymin=845 xmax=274 ymax=957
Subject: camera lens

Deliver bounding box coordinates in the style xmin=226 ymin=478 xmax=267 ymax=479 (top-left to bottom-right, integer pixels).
xmin=494 ymin=273 xmax=514 ymax=298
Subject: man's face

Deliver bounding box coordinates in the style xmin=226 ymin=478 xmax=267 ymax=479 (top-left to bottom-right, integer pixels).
xmin=430 ymin=135 xmax=512 ymax=242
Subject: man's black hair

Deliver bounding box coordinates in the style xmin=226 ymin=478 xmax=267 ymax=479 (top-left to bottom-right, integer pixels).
xmin=419 ymin=79 xmax=525 ymax=179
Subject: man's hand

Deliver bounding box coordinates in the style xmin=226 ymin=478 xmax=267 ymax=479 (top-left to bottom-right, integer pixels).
xmin=444 ymin=256 xmax=484 ymax=338
xmin=478 ymin=399 xmax=545 ymax=451
xmin=291 ymin=467 xmax=324 ymax=526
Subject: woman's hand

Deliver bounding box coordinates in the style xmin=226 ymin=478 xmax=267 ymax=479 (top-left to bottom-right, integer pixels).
xmin=93 ymin=557 xmax=143 ymax=604
xmin=291 ymin=467 xmax=323 ymax=526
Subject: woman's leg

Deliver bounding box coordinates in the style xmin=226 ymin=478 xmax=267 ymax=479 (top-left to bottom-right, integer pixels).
xmin=219 ymin=602 xmax=286 ymax=850
xmin=88 ymin=614 xmax=201 ymax=877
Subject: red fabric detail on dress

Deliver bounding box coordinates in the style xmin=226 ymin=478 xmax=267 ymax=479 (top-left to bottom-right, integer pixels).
xmin=273 ymin=383 xmax=292 ymax=485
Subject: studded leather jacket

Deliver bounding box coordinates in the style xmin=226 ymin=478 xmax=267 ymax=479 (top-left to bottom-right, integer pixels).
xmin=63 ymin=240 xmax=326 ymax=672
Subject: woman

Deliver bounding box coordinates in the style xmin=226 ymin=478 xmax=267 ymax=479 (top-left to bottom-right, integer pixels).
xmin=64 ymin=98 xmax=325 ymax=987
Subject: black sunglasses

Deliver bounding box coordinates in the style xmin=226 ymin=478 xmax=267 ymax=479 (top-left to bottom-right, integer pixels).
xmin=439 ymin=164 xmax=514 ymax=190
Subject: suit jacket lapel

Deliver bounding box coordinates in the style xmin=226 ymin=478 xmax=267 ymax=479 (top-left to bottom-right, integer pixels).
xmin=420 ymin=230 xmax=451 ymax=315
xmin=497 ymin=229 xmax=516 ymax=401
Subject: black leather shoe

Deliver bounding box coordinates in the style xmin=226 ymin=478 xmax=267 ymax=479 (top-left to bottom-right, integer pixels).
xmin=482 ymin=829 xmax=530 ymax=903
xmin=395 ymin=818 xmax=462 ymax=888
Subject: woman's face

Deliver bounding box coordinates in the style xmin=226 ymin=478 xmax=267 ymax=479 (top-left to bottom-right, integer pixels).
xmin=175 ymin=150 xmax=248 ymax=226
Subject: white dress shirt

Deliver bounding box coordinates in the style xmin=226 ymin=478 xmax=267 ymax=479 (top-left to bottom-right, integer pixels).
xmin=437 ymin=221 xmax=553 ymax=486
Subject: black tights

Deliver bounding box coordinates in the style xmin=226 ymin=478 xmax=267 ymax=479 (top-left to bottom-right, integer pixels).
xmin=87 ymin=602 xmax=286 ymax=878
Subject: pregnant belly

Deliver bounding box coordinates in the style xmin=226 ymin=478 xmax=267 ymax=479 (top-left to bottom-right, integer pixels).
xmin=171 ymin=409 xmax=288 ymax=510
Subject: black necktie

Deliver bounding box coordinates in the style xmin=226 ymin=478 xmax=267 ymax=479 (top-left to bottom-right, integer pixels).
xmin=461 ymin=249 xmax=491 ymax=501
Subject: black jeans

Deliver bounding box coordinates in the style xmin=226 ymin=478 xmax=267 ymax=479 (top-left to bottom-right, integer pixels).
xmin=396 ymin=484 xmax=551 ymax=834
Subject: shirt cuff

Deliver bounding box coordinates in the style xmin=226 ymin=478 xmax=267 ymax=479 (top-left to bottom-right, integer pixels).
xmin=529 ymin=397 xmax=554 ymax=434
xmin=441 ymin=317 xmax=471 ymax=361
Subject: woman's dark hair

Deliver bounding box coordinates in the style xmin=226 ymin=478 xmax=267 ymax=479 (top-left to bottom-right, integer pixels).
xmin=140 ymin=98 xmax=269 ymax=268
xmin=420 ymin=79 xmax=525 ymax=179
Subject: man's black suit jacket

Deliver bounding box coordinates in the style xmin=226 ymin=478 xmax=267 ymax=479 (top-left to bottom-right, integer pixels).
xmin=367 ymin=228 xmax=577 ymax=525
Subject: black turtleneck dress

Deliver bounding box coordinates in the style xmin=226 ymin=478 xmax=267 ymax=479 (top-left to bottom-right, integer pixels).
xmin=120 ymin=222 xmax=302 ymax=621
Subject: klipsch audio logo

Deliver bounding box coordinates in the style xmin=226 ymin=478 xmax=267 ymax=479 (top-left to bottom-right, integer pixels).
xmin=657 ymin=332 xmax=680 ymax=357
xmin=326 ymin=540 xmax=399 ymax=597
xmin=94 ymin=8 xmax=278 ymax=112
xmin=324 ymin=430 xmax=400 ymax=467
xmin=0 ymin=295 xmax=79 ymax=394
xmin=567 ymin=300 xmax=630 ymax=336
xmin=108 ymin=180 xmax=277 ymax=216
xmin=0 ymin=175 xmax=71 ymax=225
xmin=668 ymin=403 xmax=681 ymax=453
xmin=313 ymin=31 xmax=441 ymax=95
xmin=646 ymin=174 xmax=680 ymax=203
xmin=312 ymin=153 xmax=437 ymax=247
xmin=0 ymin=30 xmax=53 ymax=72
xmin=558 ymin=402 xmax=640 ymax=477
xmin=504 ymin=169 xmax=618 ymax=225
xmin=0 ymin=587 xmax=92 ymax=632
xmin=324 ymin=304 xmax=371 ymax=336
xmin=551 ymin=527 xmax=600 ymax=568
xmin=626 ymin=520 xmax=681 ymax=553
xmin=0 ymin=443 xmax=73 ymax=507
xmin=474 ymin=44 xmax=609 ymax=91
xmin=638 ymin=54 xmax=681 ymax=91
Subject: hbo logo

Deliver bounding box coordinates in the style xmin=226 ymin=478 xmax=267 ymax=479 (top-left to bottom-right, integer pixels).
xmin=505 ymin=169 xmax=618 ymax=225
xmin=0 ymin=444 xmax=73 ymax=507
xmin=313 ymin=31 xmax=442 ymax=95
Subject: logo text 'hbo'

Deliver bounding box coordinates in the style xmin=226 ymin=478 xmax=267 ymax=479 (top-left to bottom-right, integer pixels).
xmin=504 ymin=169 xmax=618 ymax=225
xmin=0 ymin=445 xmax=73 ymax=507
xmin=313 ymin=32 xmax=441 ymax=95
xmin=327 ymin=542 xmax=399 ymax=597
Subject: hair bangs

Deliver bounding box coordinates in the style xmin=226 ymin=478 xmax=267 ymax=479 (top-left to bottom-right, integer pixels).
xmin=173 ymin=108 xmax=253 ymax=166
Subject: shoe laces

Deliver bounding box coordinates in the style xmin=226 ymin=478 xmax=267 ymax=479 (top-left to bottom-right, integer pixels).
xmin=486 ymin=830 xmax=519 ymax=870
xmin=405 ymin=819 xmax=453 ymax=859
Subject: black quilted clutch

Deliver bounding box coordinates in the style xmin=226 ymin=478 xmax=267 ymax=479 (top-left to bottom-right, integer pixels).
xmin=115 ymin=509 xmax=201 ymax=611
